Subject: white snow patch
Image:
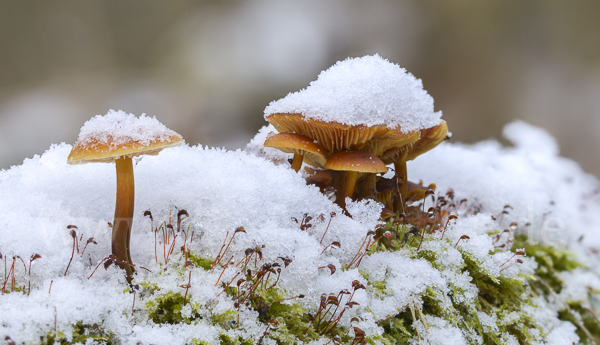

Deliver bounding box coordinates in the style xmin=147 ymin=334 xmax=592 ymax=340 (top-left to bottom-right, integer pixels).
xmin=74 ymin=109 xmax=182 ymax=147
xmin=264 ymin=54 xmax=441 ymax=131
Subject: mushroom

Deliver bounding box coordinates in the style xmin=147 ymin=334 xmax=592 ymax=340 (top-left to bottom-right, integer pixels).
xmin=375 ymin=177 xmax=398 ymax=210
xmin=407 ymin=121 xmax=448 ymax=161
xmin=305 ymin=170 xmax=333 ymax=193
xmin=386 ymin=121 xmax=448 ymax=212
xmin=263 ymin=56 xmax=448 ymax=210
xmin=406 ymin=181 xmax=437 ymax=202
xmin=67 ymin=110 xmax=184 ymax=283
xmin=263 ymin=132 xmax=326 ymax=172
xmin=325 ymin=151 xmax=387 ymax=210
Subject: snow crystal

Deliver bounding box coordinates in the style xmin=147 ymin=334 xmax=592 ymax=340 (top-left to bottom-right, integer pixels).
xmin=74 ymin=109 xmax=182 ymax=147
xmin=264 ymin=54 xmax=442 ymax=131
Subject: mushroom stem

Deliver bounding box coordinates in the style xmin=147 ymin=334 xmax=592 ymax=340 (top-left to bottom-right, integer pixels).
xmin=393 ymin=159 xmax=408 ymax=213
xmin=355 ymin=173 xmax=377 ymax=200
xmin=344 ymin=171 xmax=359 ymax=204
xmin=291 ymin=153 xmax=304 ymax=172
xmin=113 ymin=156 xmax=135 ymax=283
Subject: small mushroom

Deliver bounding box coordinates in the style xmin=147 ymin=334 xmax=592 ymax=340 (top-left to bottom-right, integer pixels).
xmin=263 ymin=132 xmax=326 ymax=172
xmin=325 ymin=151 xmax=387 ymax=210
xmin=375 ymin=177 xmax=398 ymax=210
xmin=407 ymin=121 xmax=448 ymax=161
xmin=305 ymin=170 xmax=333 ymax=193
xmin=407 ymin=181 xmax=437 ymax=201
xmin=390 ymin=121 xmax=448 ymax=212
xmin=68 ymin=110 xmax=184 ymax=283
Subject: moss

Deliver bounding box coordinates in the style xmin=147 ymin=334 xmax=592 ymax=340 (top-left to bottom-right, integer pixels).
xmin=558 ymin=302 xmax=600 ymax=344
xmin=511 ymin=235 xmax=600 ymax=344
xmin=363 ymin=218 xmax=557 ymax=344
xmin=146 ymin=291 xmax=200 ymax=325
xmin=378 ymin=310 xmax=417 ymax=344
xmin=39 ymin=322 xmax=114 ymax=345
xmin=58 ymin=218 xmax=598 ymax=344
xmin=187 ymin=251 xmax=214 ymax=270
xmin=513 ymin=234 xmax=584 ymax=294
xmin=360 ymin=270 xmax=393 ymax=298
xmin=217 ymin=334 xmax=254 ymax=345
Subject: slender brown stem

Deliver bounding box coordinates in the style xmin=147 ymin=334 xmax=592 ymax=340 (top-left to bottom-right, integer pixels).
xmin=183 ymin=271 xmax=192 ymax=305
xmin=113 ymin=156 xmax=135 ymax=283
xmin=64 ymin=237 xmax=76 ymax=276
xmin=88 ymin=257 xmax=108 ymax=279
xmin=291 ymin=153 xmax=304 ymax=172
xmin=394 ymin=158 xmax=408 ymax=213
xmin=344 ymin=171 xmax=358 ymax=202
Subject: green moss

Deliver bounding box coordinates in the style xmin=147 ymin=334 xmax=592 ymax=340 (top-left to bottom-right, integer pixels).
xmin=360 ymin=270 xmax=393 ymax=298
xmin=511 ymin=235 xmax=600 ymax=344
xmin=146 ymin=291 xmax=200 ymax=325
xmin=59 ymin=218 xmax=598 ymax=344
xmin=217 ymin=334 xmax=254 ymax=345
xmin=513 ymin=234 xmax=584 ymax=293
xmin=39 ymin=322 xmax=114 ymax=345
xmin=187 ymin=252 xmax=214 ymax=270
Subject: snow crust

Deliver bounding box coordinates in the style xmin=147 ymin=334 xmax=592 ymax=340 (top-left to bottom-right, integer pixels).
xmin=74 ymin=109 xmax=181 ymax=147
xmin=1 ymin=120 xmax=599 ymax=344
xmin=264 ymin=55 xmax=442 ymax=131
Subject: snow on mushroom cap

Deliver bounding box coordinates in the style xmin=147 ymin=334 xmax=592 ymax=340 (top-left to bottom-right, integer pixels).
xmin=75 ymin=109 xmax=181 ymax=148
xmin=68 ymin=109 xmax=184 ymax=164
xmin=264 ymin=54 xmax=442 ymax=132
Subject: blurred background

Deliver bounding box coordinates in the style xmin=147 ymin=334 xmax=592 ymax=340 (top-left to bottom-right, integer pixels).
xmin=1 ymin=1 xmax=599 ymax=176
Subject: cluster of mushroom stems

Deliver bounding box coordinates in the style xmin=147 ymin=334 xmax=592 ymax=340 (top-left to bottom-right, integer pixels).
xmin=264 ymin=114 xmax=448 ymax=216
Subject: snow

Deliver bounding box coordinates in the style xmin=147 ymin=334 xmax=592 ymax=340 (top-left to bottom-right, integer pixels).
xmin=264 ymin=54 xmax=442 ymax=131
xmin=74 ymin=109 xmax=182 ymax=148
xmin=2 ymin=114 xmax=600 ymax=343
xmin=245 ymin=123 xmax=292 ymax=165
xmin=410 ymin=120 xmax=600 ymax=250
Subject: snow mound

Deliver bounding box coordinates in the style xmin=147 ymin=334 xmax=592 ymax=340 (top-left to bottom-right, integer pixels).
xmin=264 ymin=54 xmax=441 ymax=131
xmin=411 ymin=121 xmax=600 ymax=250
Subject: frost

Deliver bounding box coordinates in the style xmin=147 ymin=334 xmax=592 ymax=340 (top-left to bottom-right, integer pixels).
xmin=264 ymin=54 xmax=441 ymax=131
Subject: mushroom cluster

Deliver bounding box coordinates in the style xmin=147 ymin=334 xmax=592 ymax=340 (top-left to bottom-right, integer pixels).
xmin=68 ymin=110 xmax=184 ymax=282
xmin=263 ymin=55 xmax=448 ymax=214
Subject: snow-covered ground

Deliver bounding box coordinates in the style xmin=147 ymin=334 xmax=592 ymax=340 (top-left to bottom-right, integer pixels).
xmin=0 ymin=120 xmax=598 ymax=344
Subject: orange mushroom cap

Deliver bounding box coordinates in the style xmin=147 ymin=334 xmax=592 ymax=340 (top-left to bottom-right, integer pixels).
xmin=263 ymin=132 xmax=327 ymax=168
xmin=325 ymin=151 xmax=387 ymax=174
